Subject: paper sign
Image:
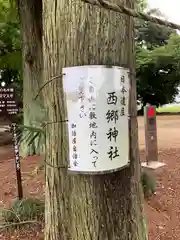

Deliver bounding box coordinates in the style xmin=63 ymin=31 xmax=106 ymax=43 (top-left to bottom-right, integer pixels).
xmin=63 ymin=65 xmax=130 ymax=174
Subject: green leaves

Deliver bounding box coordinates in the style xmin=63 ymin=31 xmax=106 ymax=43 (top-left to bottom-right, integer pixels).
xmin=135 ymin=8 xmax=175 ymax=50
xmin=0 ymin=0 xmax=21 ymax=87
xmin=141 ymin=171 xmax=156 ymax=198
xmin=2 ymin=198 xmax=44 ymax=223
xmin=135 ymin=2 xmax=180 ymax=107
xmin=136 ymin=33 xmax=180 ymax=106
xmin=135 ymin=0 xmax=147 ymax=11
xmin=0 ymin=0 xmax=18 ymax=24
xmin=0 ymin=51 xmax=21 ymax=70
xmin=16 ymin=124 xmax=45 ymax=149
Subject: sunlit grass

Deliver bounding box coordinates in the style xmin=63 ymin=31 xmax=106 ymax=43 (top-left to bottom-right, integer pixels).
xmin=157 ymin=105 xmax=180 ymax=113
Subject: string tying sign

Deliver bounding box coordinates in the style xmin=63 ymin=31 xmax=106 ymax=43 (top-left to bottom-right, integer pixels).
xmin=63 ymin=65 xmax=130 ymax=174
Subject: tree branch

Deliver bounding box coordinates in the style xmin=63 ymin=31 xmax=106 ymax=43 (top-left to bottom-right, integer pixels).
xmin=81 ymin=0 xmax=180 ymax=30
xmin=0 ymin=220 xmax=38 ymax=229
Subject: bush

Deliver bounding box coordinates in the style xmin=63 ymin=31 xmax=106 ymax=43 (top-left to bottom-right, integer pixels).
xmin=2 ymin=198 xmax=44 ymax=223
xmin=141 ymin=171 xmax=156 ymax=198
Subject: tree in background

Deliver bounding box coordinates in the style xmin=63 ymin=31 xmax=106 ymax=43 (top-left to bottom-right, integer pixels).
xmin=0 ymin=0 xmax=21 ymax=91
xmin=135 ymin=0 xmax=147 ymax=12
xmin=0 ymin=0 xmax=44 ymax=155
xmin=0 ymin=0 xmax=23 ymax=125
xmin=136 ymin=33 xmax=180 ymax=107
xmin=135 ymin=2 xmax=179 ymax=109
xmin=136 ymin=8 xmax=175 ymax=49
xmin=16 ymin=0 xmax=44 ymax=156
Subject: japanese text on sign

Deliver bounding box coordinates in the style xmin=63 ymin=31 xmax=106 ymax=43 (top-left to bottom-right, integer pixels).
xmin=88 ymin=80 xmax=99 ymax=168
xmin=63 ymin=65 xmax=130 ymax=174
xmin=0 ymin=87 xmax=19 ymax=116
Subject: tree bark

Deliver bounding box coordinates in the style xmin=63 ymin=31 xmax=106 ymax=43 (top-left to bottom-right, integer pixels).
xmin=43 ymin=0 xmax=147 ymax=239
xmin=17 ymin=0 xmax=44 ymax=156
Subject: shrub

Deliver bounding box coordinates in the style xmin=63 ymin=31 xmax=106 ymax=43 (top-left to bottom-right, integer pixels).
xmin=141 ymin=171 xmax=156 ymax=198
xmin=2 ymin=198 xmax=44 ymax=223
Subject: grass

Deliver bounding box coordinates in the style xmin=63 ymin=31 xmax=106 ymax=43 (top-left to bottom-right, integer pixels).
xmin=0 ymin=198 xmax=44 ymax=238
xmin=157 ymin=105 xmax=180 ymax=113
xmin=141 ymin=171 xmax=156 ymax=198
xmin=2 ymin=198 xmax=44 ymax=224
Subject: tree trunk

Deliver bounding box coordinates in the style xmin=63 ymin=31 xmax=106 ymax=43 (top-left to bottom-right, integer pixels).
xmin=43 ymin=0 xmax=147 ymax=239
xmin=17 ymin=0 xmax=44 ymax=157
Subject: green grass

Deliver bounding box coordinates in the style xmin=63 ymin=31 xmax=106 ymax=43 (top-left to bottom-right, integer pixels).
xmin=2 ymin=198 xmax=44 ymax=223
xmin=157 ymin=105 xmax=180 ymax=113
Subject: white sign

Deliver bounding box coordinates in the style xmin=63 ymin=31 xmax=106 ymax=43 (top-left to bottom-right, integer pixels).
xmin=63 ymin=65 xmax=130 ymax=174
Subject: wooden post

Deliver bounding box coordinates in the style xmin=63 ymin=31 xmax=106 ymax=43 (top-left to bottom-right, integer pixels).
xmin=144 ymin=104 xmax=158 ymax=164
xmin=12 ymin=124 xmax=23 ymax=200
xmin=0 ymin=85 xmax=22 ymax=199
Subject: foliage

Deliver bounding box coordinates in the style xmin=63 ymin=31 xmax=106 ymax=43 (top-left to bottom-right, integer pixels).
xmin=6 ymin=102 xmax=45 ymax=150
xmin=135 ymin=3 xmax=180 ymax=108
xmin=135 ymin=8 xmax=175 ymax=49
xmin=136 ymin=33 xmax=180 ymax=107
xmin=0 ymin=0 xmax=22 ymax=96
xmin=2 ymin=198 xmax=44 ymax=223
xmin=0 ymin=0 xmax=178 ymax=113
xmin=141 ymin=171 xmax=156 ymax=198
xmin=135 ymin=0 xmax=147 ymax=12
xmin=16 ymin=124 xmax=45 ymax=149
xmin=11 ymin=101 xmax=46 ymax=154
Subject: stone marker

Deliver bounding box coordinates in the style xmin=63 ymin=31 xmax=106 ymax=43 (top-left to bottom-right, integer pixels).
xmin=144 ymin=104 xmax=158 ymax=163
xmin=141 ymin=104 xmax=165 ymax=173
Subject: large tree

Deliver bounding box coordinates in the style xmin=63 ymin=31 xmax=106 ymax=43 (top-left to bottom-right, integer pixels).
xmin=136 ymin=33 xmax=180 ymax=107
xmin=135 ymin=5 xmax=178 ymax=110
xmin=42 ymin=0 xmax=146 ymax=239
xmin=16 ymin=0 xmax=44 ymax=156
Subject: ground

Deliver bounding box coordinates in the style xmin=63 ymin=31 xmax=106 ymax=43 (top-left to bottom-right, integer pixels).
xmin=139 ymin=115 xmax=180 ymax=240
xmin=0 ymin=115 xmax=180 ymax=239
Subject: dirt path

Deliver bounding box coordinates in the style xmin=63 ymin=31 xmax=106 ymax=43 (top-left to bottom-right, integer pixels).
xmin=0 ymin=146 xmax=43 ymax=240
xmin=142 ymin=148 xmax=180 ymax=240
xmin=139 ymin=115 xmax=180 ymax=239
xmin=138 ymin=115 xmax=180 ymax=149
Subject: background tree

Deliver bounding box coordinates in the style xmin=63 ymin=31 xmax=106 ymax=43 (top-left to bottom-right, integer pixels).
xmin=135 ymin=0 xmax=147 ymax=12
xmin=135 ymin=3 xmax=179 ymax=110
xmin=0 ymin=0 xmax=23 ymax=125
xmin=0 ymin=0 xmax=21 ymax=94
xmin=136 ymin=8 xmax=175 ymax=49
xmin=136 ymin=33 xmax=180 ymax=107
xmin=43 ymin=0 xmax=146 ymax=239
xmin=16 ymin=0 xmax=44 ymax=156
xmin=0 ymin=0 xmax=45 ymax=154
